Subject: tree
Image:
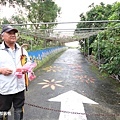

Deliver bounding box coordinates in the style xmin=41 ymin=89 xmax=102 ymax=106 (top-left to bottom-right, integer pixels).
xmin=0 ymin=0 xmax=26 ymax=6
xmin=26 ymin=0 xmax=61 ymax=30
xmin=75 ymin=2 xmax=113 ymax=55
xmin=76 ymin=2 xmax=112 ymax=30
xmin=21 ymin=0 xmax=61 ymax=47
xmin=89 ymin=2 xmax=120 ymax=77
xmin=0 ymin=0 xmax=61 ymax=48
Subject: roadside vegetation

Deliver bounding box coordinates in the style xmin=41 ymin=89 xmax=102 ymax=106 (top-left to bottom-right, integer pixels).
xmin=75 ymin=2 xmax=120 ymax=80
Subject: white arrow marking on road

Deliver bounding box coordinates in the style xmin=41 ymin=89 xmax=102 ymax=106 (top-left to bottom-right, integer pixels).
xmin=49 ymin=90 xmax=98 ymax=120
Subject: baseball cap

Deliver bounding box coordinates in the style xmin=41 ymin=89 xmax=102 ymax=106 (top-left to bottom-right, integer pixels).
xmin=1 ymin=25 xmax=18 ymax=34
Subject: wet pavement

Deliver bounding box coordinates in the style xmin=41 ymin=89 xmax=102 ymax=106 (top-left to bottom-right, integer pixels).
xmin=9 ymin=48 xmax=120 ymax=120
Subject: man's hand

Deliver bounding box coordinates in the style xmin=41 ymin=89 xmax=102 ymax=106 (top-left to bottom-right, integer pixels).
xmin=0 ymin=68 xmax=13 ymax=76
xmin=16 ymin=68 xmax=28 ymax=74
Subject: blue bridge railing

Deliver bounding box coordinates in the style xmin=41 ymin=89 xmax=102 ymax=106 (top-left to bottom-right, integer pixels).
xmin=28 ymin=46 xmax=67 ymax=61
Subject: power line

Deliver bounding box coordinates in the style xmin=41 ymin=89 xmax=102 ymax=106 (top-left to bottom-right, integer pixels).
xmin=1 ymin=20 xmax=120 ymax=26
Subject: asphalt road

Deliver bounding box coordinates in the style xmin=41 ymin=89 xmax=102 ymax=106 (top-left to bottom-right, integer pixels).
xmin=9 ymin=48 xmax=120 ymax=120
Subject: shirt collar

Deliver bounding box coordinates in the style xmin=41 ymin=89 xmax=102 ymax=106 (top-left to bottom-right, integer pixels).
xmin=0 ymin=41 xmax=21 ymax=50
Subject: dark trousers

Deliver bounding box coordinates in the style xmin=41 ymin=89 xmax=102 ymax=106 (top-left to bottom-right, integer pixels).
xmin=0 ymin=90 xmax=25 ymax=111
xmin=0 ymin=90 xmax=25 ymax=120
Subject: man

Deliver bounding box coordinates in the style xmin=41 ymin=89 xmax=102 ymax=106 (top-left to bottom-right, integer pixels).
xmin=0 ymin=25 xmax=30 ymax=120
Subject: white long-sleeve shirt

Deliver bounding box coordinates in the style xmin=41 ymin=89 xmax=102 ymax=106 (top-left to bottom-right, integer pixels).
xmin=0 ymin=42 xmax=30 ymax=95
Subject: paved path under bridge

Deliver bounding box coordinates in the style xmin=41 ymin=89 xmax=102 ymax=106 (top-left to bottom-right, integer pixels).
xmin=9 ymin=48 xmax=120 ymax=120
